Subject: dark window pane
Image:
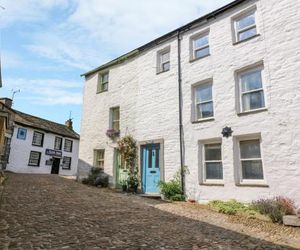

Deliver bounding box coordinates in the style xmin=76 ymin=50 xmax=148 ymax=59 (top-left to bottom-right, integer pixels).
xmin=155 ymin=148 xmax=159 ymax=168
xmin=238 ymin=27 xmax=257 ymax=41
xmin=205 ymin=144 xmax=221 ymax=161
xmin=102 ymin=73 xmax=109 ymax=83
xmin=242 ymin=160 xmax=264 ymax=179
xmin=148 ymin=149 xmax=152 ymax=168
xmin=32 ymin=132 xmax=44 ymax=146
xmin=64 ymin=139 xmax=73 ymax=152
xmin=197 ymin=102 xmax=214 ymax=119
xmin=206 ymin=162 xmax=223 ymax=179
xmin=29 ymin=151 xmax=41 ymax=166
xmin=62 ymin=156 xmax=71 ymax=170
xmin=241 ymin=70 xmax=262 ymax=92
xmin=54 ymin=137 xmax=62 ymax=150
xmin=195 ymin=47 xmax=209 ymax=59
xmin=242 ymin=90 xmax=265 ymax=111
xmin=240 ymin=140 xmax=261 ymax=158
xmin=102 ymin=82 xmax=108 ymax=91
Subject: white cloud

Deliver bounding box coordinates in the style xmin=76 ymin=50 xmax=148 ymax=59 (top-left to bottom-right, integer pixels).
xmin=69 ymin=0 xmax=232 ymax=51
xmin=17 ymin=0 xmax=232 ymax=71
xmin=0 ymin=0 xmax=75 ymax=27
xmin=4 ymin=78 xmax=82 ymax=105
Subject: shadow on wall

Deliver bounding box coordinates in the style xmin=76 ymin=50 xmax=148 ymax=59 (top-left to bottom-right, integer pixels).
xmin=77 ymin=159 xmax=114 ymax=185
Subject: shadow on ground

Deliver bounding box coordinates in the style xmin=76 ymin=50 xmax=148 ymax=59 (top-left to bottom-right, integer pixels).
xmin=0 ymin=173 xmax=296 ymax=249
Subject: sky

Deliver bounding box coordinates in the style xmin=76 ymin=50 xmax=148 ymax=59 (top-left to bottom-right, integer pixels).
xmin=0 ymin=0 xmax=232 ymax=133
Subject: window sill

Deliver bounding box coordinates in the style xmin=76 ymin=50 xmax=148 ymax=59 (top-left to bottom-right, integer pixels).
xmin=236 ymin=182 xmax=269 ymax=187
xmin=192 ymin=117 xmax=214 ymax=124
xmin=237 ymin=108 xmax=267 ymax=116
xmin=156 ymin=69 xmax=170 ymax=75
xmin=233 ymin=34 xmax=260 ymax=45
xmin=200 ymin=182 xmax=224 ymax=186
xmin=189 ymin=54 xmax=210 ymax=63
xmin=96 ymin=89 xmax=108 ymax=94
xmin=28 ymin=165 xmax=39 ymax=167
xmin=32 ymin=144 xmax=43 ymax=147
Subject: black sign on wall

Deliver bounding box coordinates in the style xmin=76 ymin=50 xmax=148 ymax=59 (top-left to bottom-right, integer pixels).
xmin=45 ymin=149 xmax=62 ymax=157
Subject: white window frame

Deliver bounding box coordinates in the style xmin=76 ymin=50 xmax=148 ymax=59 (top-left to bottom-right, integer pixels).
xmin=235 ymin=134 xmax=266 ymax=186
xmin=233 ymin=8 xmax=258 ymax=43
xmin=202 ymin=142 xmax=223 ymax=184
xmin=193 ymin=81 xmax=214 ymax=121
xmin=94 ymin=149 xmax=105 ymax=169
xmin=97 ymin=71 xmax=109 ymax=93
xmin=190 ymin=31 xmax=210 ymax=61
xmin=157 ymin=47 xmax=170 ymax=73
xmin=237 ymin=65 xmax=266 ymax=113
xmin=110 ymin=107 xmax=120 ymax=131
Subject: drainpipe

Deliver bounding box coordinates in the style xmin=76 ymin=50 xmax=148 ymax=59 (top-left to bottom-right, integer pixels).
xmin=177 ymin=31 xmax=185 ymax=196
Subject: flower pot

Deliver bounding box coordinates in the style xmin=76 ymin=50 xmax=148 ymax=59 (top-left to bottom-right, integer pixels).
xmin=132 ymin=185 xmax=138 ymax=193
xmin=122 ymin=185 xmax=127 ymax=192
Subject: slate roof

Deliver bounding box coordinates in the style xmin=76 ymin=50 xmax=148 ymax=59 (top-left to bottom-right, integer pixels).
xmin=14 ymin=110 xmax=80 ymax=140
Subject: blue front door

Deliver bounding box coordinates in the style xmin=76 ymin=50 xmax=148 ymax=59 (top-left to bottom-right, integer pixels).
xmin=141 ymin=144 xmax=160 ymax=193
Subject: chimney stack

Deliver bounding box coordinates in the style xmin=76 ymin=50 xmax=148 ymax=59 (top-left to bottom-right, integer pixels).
xmin=0 ymin=98 xmax=12 ymax=108
xmin=65 ymin=119 xmax=73 ymax=130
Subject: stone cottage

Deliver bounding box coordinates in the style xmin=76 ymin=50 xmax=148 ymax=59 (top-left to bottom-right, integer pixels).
xmin=78 ymin=0 xmax=300 ymax=204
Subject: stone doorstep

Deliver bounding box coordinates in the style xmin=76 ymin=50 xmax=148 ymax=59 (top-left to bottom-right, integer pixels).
xmin=283 ymin=215 xmax=300 ymax=227
xmin=296 ymin=208 xmax=300 ymax=218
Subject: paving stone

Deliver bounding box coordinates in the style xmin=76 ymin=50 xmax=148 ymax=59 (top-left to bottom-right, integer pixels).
xmin=0 ymin=173 xmax=299 ymax=249
xmin=283 ymin=215 xmax=300 ymax=227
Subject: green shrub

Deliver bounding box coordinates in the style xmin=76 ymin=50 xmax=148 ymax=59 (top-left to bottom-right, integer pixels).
xmin=158 ymin=167 xmax=187 ymax=202
xmin=209 ymin=199 xmax=251 ymax=215
xmin=82 ymin=167 xmax=103 ymax=186
xmin=170 ymin=194 xmax=185 ymax=201
xmin=159 ymin=179 xmax=183 ymax=200
xmin=251 ymin=196 xmax=295 ymax=223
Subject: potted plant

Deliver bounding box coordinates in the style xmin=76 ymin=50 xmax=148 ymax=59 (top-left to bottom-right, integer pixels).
xmin=127 ymin=174 xmax=139 ymax=193
xmin=120 ymin=180 xmax=127 ymax=192
xmin=106 ymin=129 xmax=120 ymax=139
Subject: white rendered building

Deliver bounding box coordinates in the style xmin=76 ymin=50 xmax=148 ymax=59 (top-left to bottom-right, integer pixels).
xmin=6 ymin=107 xmax=79 ymax=176
xmin=78 ymin=0 xmax=300 ymax=204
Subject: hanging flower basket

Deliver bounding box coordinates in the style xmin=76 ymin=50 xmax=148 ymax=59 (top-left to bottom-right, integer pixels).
xmin=106 ymin=129 xmax=120 ymax=138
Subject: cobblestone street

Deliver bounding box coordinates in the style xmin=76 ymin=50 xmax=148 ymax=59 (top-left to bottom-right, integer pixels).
xmin=0 ymin=173 xmax=298 ymax=249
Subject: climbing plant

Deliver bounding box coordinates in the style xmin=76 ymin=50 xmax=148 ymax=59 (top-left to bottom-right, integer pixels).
xmin=117 ymin=135 xmax=138 ymax=177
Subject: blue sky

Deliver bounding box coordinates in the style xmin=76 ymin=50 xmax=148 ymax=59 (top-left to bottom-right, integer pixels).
xmin=0 ymin=0 xmax=231 ymax=133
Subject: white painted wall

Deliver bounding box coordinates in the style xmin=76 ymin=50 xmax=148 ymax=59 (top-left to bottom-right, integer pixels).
xmin=79 ymin=0 xmax=300 ymax=204
xmin=7 ymin=125 xmax=79 ymax=176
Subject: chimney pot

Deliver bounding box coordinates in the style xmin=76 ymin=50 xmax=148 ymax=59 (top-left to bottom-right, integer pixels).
xmin=65 ymin=119 xmax=73 ymax=130
xmin=0 ymin=98 xmax=13 ymax=108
